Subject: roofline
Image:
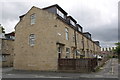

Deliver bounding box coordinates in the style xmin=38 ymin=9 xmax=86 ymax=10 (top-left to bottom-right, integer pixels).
xmin=5 ymin=32 xmax=15 ymax=35
xmin=15 ymin=5 xmax=101 ymax=48
xmin=83 ymin=32 xmax=91 ymax=36
xmin=67 ymin=16 xmax=77 ymax=23
xmin=2 ymin=38 xmax=14 ymax=41
xmin=57 ymin=16 xmax=101 ymax=47
xmin=76 ymin=24 xmax=83 ymax=29
xmin=42 ymin=4 xmax=68 ymax=15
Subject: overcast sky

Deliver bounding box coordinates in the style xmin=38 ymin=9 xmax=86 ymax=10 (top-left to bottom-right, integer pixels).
xmin=0 ymin=0 xmax=119 ymax=48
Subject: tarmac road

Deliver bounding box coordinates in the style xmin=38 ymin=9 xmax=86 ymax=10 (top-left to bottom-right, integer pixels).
xmin=1 ymin=58 xmax=119 ymax=80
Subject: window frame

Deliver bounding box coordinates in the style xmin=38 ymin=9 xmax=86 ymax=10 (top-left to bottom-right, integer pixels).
xmin=58 ymin=46 xmax=62 ymax=54
xmin=78 ymin=27 xmax=82 ymax=32
xmin=66 ymin=48 xmax=70 ymax=58
xmin=57 ymin=9 xmax=65 ymax=19
xmin=70 ymin=19 xmax=76 ymax=26
xmin=30 ymin=13 xmax=36 ymax=25
xmin=29 ymin=34 xmax=35 ymax=46
xmin=65 ymin=28 xmax=69 ymax=40
xmin=2 ymin=55 xmax=7 ymax=62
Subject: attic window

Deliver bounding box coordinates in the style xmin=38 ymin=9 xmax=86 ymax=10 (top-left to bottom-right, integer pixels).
xmin=30 ymin=13 xmax=36 ymax=25
xmin=78 ymin=27 xmax=82 ymax=32
xmin=70 ymin=19 xmax=76 ymax=26
xmin=57 ymin=9 xmax=64 ymax=19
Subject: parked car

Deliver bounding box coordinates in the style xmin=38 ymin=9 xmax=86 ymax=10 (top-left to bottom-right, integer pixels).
xmin=97 ymin=55 xmax=102 ymax=60
xmin=93 ymin=55 xmax=102 ymax=60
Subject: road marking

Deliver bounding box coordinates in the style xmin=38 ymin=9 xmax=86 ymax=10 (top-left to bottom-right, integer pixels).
xmin=100 ymin=67 xmax=104 ymax=69
xmin=111 ymin=66 xmax=114 ymax=74
xmin=94 ymin=75 xmax=103 ymax=78
xmin=7 ymin=74 xmax=14 ymax=75
xmin=35 ymin=75 xmax=70 ymax=78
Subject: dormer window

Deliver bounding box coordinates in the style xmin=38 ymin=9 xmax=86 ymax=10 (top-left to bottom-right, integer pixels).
xmin=87 ymin=35 xmax=91 ymax=39
xmin=43 ymin=4 xmax=67 ymax=20
xmin=57 ymin=9 xmax=65 ymax=19
xmin=83 ymin=32 xmax=91 ymax=39
xmin=78 ymin=27 xmax=82 ymax=32
xmin=70 ymin=19 xmax=76 ymax=26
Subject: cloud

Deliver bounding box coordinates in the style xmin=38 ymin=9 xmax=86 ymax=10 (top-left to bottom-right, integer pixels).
xmin=0 ymin=0 xmax=119 ymax=47
xmin=2 ymin=2 xmax=30 ymax=21
xmin=65 ymin=0 xmax=118 ymax=47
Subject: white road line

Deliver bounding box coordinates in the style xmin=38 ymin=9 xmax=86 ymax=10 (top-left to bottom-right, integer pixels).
xmin=35 ymin=75 xmax=70 ymax=78
xmin=111 ymin=66 xmax=114 ymax=74
xmin=7 ymin=74 xmax=14 ymax=75
xmin=94 ymin=75 xmax=103 ymax=78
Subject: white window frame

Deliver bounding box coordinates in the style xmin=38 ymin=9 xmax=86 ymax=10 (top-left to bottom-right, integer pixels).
xmin=58 ymin=46 xmax=62 ymax=54
xmin=57 ymin=9 xmax=65 ymax=19
xmin=2 ymin=55 xmax=7 ymax=62
xmin=29 ymin=34 xmax=35 ymax=46
xmin=76 ymin=50 xmax=80 ymax=56
xmin=70 ymin=19 xmax=76 ymax=26
xmin=30 ymin=13 xmax=36 ymax=25
xmin=78 ymin=27 xmax=82 ymax=32
xmin=66 ymin=48 xmax=70 ymax=58
xmin=65 ymin=28 xmax=69 ymax=40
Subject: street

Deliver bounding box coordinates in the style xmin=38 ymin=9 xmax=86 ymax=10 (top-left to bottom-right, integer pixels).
xmin=1 ymin=58 xmax=119 ymax=80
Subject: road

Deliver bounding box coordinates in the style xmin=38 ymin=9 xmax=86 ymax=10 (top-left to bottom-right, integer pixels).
xmin=1 ymin=58 xmax=119 ymax=80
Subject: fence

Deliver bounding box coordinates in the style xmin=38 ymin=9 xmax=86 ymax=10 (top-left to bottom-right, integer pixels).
xmin=58 ymin=58 xmax=97 ymax=72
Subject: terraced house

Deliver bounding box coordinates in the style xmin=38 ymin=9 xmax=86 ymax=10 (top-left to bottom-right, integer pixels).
xmin=14 ymin=4 xmax=101 ymax=71
xmin=0 ymin=25 xmax=15 ymax=67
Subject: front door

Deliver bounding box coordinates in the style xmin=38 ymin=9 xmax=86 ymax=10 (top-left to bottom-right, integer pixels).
xmin=58 ymin=46 xmax=62 ymax=59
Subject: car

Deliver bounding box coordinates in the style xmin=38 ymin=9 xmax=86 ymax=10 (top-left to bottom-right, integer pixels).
xmin=97 ymin=55 xmax=102 ymax=60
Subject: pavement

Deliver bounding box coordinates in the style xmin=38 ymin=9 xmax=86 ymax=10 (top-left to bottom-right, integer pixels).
xmin=1 ymin=58 xmax=119 ymax=80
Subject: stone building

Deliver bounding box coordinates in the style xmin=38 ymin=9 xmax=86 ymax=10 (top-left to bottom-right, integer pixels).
xmin=2 ymin=32 xmax=15 ymax=67
xmin=0 ymin=24 xmax=15 ymax=67
xmin=14 ymin=4 xmax=101 ymax=71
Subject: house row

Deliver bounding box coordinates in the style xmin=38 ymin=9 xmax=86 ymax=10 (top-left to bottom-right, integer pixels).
xmin=0 ymin=25 xmax=15 ymax=67
xmin=14 ymin=4 xmax=101 ymax=71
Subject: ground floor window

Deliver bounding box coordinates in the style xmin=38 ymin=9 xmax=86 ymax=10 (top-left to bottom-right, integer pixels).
xmin=66 ymin=48 xmax=70 ymax=58
xmin=58 ymin=46 xmax=62 ymax=59
xmin=1 ymin=55 xmax=9 ymax=62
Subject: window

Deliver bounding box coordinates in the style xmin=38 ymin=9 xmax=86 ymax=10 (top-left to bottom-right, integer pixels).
xmin=76 ymin=50 xmax=80 ymax=56
xmin=30 ymin=13 xmax=36 ymax=25
xmin=78 ymin=27 xmax=82 ymax=32
xmin=66 ymin=48 xmax=70 ymax=58
xmin=57 ymin=46 xmax=62 ymax=59
xmin=65 ymin=28 xmax=69 ymax=40
xmin=70 ymin=19 xmax=76 ymax=26
xmin=0 ymin=44 xmax=1 ymax=50
xmin=57 ymin=9 xmax=64 ymax=19
xmin=58 ymin=47 xmax=62 ymax=54
xmin=73 ymin=35 xmax=75 ymax=42
xmin=29 ymin=34 xmax=35 ymax=46
xmin=2 ymin=55 xmax=7 ymax=62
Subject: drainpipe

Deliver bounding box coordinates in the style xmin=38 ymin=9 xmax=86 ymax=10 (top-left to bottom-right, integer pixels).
xmin=82 ymin=35 xmax=84 ymax=57
xmin=74 ymin=30 xmax=77 ymax=59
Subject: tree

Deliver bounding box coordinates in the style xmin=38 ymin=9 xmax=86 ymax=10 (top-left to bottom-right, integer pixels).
xmin=114 ymin=42 xmax=120 ymax=54
xmin=114 ymin=42 xmax=120 ymax=61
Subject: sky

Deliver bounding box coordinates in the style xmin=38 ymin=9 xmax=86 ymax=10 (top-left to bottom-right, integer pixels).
xmin=0 ymin=0 xmax=119 ymax=48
